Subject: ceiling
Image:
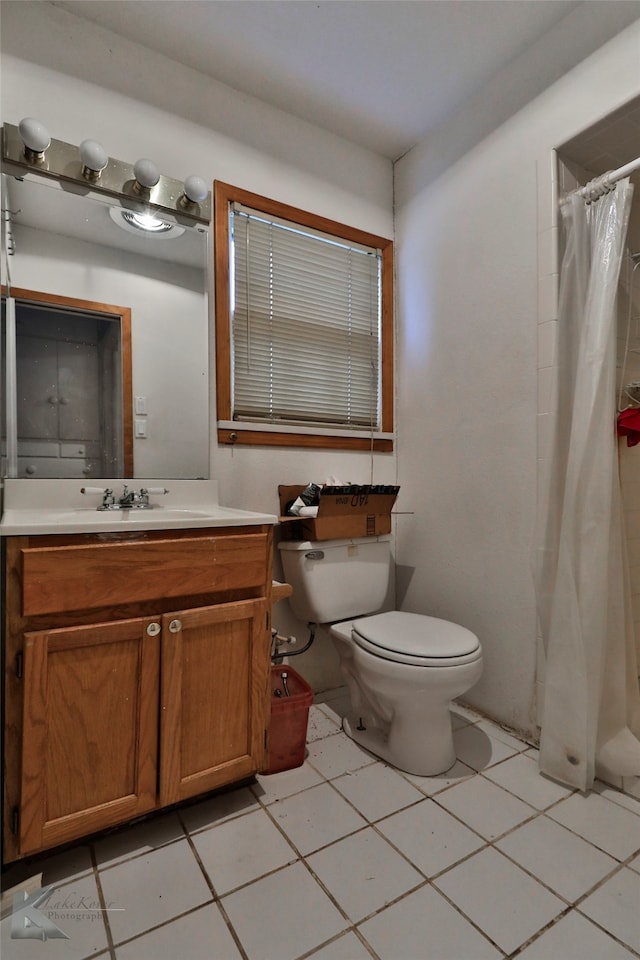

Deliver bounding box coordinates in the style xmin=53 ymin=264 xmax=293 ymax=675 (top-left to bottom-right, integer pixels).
xmin=51 ymin=0 xmax=640 ymax=160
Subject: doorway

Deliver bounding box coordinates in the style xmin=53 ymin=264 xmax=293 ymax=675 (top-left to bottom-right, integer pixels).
xmin=2 ymin=289 xmax=133 ymax=478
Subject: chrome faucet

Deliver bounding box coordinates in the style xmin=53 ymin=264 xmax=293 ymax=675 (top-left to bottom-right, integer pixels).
xmin=81 ymin=485 xmax=169 ymax=511
xmin=119 ymin=484 xmax=142 ymax=508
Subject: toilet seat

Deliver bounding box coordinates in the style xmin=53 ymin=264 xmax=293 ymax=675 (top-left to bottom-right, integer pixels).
xmin=351 ymin=611 xmax=482 ymax=667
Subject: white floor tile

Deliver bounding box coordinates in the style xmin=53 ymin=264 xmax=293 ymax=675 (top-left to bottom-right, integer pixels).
xmin=253 ymin=761 xmax=324 ymax=805
xmin=450 ymin=707 xmax=473 ymax=730
xmin=452 ymin=723 xmax=519 ymax=770
xmin=93 ymin=811 xmax=184 ymax=869
xmin=436 ymin=773 xmax=536 ymax=840
xmin=496 ymin=814 xmax=617 ymax=902
xmin=434 ymin=847 xmax=564 ymax=955
xmin=270 ymin=782 xmax=367 ymax=855
xmin=331 ymin=762 xmax=424 ymax=822
xmin=402 ymin=759 xmax=476 ymax=796
xmin=376 ymin=798 xmax=485 ymax=877
xmin=594 ymin=781 xmax=640 ymax=816
xmin=179 ymin=786 xmax=260 ymax=835
xmin=10 ymin=702 xmax=639 ymax=960
xmin=475 ymin=718 xmax=530 ymax=753
xmin=0 ymin=872 xmax=110 ymax=960
xmin=307 ymin=931 xmax=375 ymax=960
xmin=191 ymin=808 xmax=297 ymax=894
xmin=547 ymin=790 xmax=640 ymax=860
xmin=307 ymin=828 xmax=423 ymax=922
xmin=483 ymin=753 xmax=573 ymax=809
xmin=307 ymin=705 xmax=342 ymax=741
xmin=98 ymin=838 xmax=212 ymax=944
xmin=316 ymin=694 xmax=352 ymax=725
xmin=221 ymin=861 xmax=347 ymax=960
xmin=114 ymin=903 xmax=244 ymax=960
xmin=306 ymin=732 xmax=376 ymax=779
xmin=38 ymin=844 xmax=94 ymax=887
xmin=517 ymin=910 xmax=637 ymax=959
xmin=358 ymin=884 xmax=502 ymax=960
xmin=578 ymin=867 xmax=640 ymax=952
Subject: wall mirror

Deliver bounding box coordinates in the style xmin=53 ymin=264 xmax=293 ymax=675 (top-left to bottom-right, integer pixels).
xmin=1 ymin=166 xmax=210 ymax=480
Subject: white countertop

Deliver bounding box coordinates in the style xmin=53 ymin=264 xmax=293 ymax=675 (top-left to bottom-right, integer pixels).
xmin=0 ymin=479 xmax=278 ymax=535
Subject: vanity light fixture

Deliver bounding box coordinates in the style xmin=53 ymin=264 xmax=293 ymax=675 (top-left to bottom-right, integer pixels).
xmin=18 ymin=117 xmax=50 ymax=162
xmin=79 ymin=139 xmax=108 ymax=181
xmin=2 ymin=120 xmax=211 ymax=225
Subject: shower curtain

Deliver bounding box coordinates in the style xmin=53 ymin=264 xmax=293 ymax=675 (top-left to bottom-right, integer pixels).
xmin=538 ymin=178 xmax=640 ymax=791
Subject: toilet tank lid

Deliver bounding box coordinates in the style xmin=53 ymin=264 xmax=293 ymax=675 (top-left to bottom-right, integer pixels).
xmin=354 ymin=611 xmax=480 ymax=659
xmin=278 ymin=535 xmax=391 ymax=551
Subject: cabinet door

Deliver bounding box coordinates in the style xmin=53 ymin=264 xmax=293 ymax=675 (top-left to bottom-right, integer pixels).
xmin=20 ymin=617 xmax=160 ymax=855
xmin=159 ymin=598 xmax=269 ymax=805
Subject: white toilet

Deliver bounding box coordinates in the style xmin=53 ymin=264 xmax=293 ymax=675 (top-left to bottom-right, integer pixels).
xmin=278 ymin=535 xmax=483 ymax=776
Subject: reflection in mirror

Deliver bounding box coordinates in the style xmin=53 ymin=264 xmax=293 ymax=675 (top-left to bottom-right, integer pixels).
xmin=1 ymin=288 xmax=133 ymax=477
xmin=1 ymin=174 xmax=210 ymax=480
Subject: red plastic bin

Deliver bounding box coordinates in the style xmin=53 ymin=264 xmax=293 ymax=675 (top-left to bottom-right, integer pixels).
xmin=264 ymin=666 xmax=313 ymax=774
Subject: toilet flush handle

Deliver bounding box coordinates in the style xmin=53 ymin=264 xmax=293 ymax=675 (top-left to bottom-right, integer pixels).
xmin=305 ymin=550 xmax=324 ymax=560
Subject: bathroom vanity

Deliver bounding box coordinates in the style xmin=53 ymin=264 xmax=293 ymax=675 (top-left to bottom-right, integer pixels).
xmin=1 ymin=480 xmax=278 ymax=863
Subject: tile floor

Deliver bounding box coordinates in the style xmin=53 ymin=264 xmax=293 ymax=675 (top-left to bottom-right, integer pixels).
xmin=2 ymin=690 xmax=640 ymax=960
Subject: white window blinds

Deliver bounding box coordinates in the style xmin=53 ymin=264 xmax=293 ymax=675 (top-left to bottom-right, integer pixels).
xmin=230 ymin=203 xmax=382 ymax=430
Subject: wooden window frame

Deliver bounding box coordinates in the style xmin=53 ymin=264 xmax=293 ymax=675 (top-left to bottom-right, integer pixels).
xmin=214 ymin=181 xmax=394 ymax=452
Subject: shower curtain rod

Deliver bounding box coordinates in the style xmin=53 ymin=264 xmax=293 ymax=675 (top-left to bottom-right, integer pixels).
xmin=561 ymin=154 xmax=640 ymax=205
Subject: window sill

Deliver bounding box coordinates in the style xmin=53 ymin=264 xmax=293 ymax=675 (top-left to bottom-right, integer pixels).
xmin=217 ymin=426 xmax=393 ymax=452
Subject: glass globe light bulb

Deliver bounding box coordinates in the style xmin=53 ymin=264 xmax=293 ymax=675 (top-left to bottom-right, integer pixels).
xmin=133 ymin=158 xmax=160 ymax=190
xmin=18 ymin=117 xmax=51 ymax=158
xmin=183 ymin=175 xmax=208 ymax=204
xmin=79 ymin=139 xmax=108 ymax=177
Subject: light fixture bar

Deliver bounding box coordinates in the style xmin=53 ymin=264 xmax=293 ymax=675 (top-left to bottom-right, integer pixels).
xmin=2 ymin=123 xmax=211 ymax=225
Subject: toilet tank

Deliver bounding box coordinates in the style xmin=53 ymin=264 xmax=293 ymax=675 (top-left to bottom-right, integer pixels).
xmin=278 ymin=535 xmax=391 ymax=623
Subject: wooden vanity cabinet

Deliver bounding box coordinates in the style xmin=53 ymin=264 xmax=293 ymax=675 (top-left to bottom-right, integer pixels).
xmin=3 ymin=525 xmax=273 ymax=862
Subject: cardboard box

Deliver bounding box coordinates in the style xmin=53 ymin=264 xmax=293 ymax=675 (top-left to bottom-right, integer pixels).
xmin=278 ymin=484 xmax=400 ymax=541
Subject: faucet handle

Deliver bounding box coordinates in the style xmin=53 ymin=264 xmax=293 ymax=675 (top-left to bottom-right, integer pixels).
xmin=81 ymin=486 xmax=115 ymax=510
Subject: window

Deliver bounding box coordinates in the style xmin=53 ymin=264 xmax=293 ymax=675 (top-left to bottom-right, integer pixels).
xmin=214 ymin=181 xmax=393 ymax=450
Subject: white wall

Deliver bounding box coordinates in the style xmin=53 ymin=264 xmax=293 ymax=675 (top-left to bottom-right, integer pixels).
xmin=394 ymin=20 xmax=640 ymax=735
xmin=0 ymin=6 xmax=396 ymax=692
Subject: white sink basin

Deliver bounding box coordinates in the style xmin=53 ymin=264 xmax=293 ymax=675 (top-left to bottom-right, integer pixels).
xmin=0 ymin=479 xmax=278 ymax=535
xmin=50 ymin=508 xmax=215 ymax=523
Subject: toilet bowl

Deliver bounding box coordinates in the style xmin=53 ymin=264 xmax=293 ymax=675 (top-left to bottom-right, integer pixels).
xmin=278 ymin=536 xmax=483 ymax=776
xmin=330 ymin=611 xmax=482 ymax=775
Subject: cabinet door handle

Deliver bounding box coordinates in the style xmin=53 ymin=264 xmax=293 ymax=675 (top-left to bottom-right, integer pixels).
xmin=168 ymin=619 xmax=182 ymax=634
xmin=146 ymin=622 xmax=161 ymax=636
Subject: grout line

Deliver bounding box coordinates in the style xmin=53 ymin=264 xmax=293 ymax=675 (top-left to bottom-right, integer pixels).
xmin=89 ymin=846 xmax=116 ymax=960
